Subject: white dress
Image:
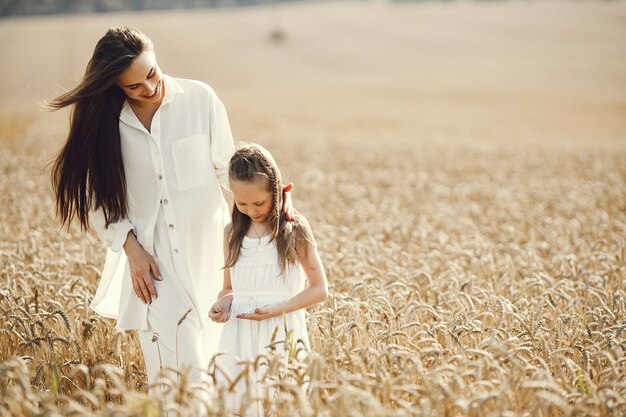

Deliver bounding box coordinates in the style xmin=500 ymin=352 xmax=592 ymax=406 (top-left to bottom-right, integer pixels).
xmin=217 ymin=234 xmax=310 ymax=416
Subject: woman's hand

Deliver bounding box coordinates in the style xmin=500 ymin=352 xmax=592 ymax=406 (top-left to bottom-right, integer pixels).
xmin=236 ymin=304 xmax=284 ymax=321
xmin=123 ymin=231 xmax=161 ymax=304
xmin=209 ymin=298 xmax=232 ymax=323
xmin=282 ymin=183 xmax=295 ymax=221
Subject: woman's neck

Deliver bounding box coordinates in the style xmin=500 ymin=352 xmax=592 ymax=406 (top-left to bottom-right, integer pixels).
xmin=129 ymin=98 xmax=161 ymax=114
xmin=129 ymin=100 xmax=161 ymax=132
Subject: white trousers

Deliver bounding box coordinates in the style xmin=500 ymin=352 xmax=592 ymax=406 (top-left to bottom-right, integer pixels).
xmin=137 ymin=273 xmax=208 ymax=391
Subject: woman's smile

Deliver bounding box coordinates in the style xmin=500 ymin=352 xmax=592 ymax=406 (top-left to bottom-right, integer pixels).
xmin=143 ymin=80 xmax=161 ymax=100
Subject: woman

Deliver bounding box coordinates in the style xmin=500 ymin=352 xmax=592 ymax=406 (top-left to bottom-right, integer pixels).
xmin=50 ymin=27 xmax=292 ymax=389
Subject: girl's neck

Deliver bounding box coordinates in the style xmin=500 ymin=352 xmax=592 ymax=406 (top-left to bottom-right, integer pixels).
xmin=248 ymin=220 xmax=269 ymax=238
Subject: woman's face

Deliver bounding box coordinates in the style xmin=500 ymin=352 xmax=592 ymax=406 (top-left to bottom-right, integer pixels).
xmin=117 ymin=51 xmax=164 ymax=104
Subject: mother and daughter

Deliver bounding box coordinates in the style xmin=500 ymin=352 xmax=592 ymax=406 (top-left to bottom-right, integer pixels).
xmin=50 ymin=26 xmax=328 ymax=412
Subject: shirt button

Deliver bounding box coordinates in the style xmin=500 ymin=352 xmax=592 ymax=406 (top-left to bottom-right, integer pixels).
xmin=162 ymin=199 xmax=169 ymax=204
xmin=169 ymin=224 xmax=174 ymax=229
xmin=158 ymin=175 xmax=163 ymax=180
xmin=174 ymin=249 xmax=179 ymax=254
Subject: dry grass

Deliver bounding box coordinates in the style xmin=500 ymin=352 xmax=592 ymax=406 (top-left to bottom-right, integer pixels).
xmin=1 ymin=2 xmax=626 ymax=416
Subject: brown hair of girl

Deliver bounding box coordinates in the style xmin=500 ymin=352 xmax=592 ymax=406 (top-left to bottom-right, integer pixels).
xmin=225 ymin=144 xmax=314 ymax=273
xmin=49 ymin=26 xmax=153 ymax=231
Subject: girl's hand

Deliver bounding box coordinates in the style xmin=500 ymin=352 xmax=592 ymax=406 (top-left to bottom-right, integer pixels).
xmin=236 ymin=305 xmax=284 ymax=321
xmin=124 ymin=231 xmax=161 ymax=304
xmin=209 ymin=298 xmax=232 ymax=323
xmin=281 ymin=183 xmax=295 ymax=221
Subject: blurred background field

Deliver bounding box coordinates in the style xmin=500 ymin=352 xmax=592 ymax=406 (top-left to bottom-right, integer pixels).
xmin=1 ymin=1 xmax=626 ymax=416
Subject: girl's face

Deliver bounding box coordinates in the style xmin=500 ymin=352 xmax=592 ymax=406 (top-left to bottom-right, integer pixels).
xmin=230 ymin=179 xmax=274 ymax=225
xmin=117 ymin=51 xmax=164 ymax=104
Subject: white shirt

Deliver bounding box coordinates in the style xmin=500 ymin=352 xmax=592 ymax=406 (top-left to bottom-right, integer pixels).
xmin=89 ymin=76 xmax=235 ymax=344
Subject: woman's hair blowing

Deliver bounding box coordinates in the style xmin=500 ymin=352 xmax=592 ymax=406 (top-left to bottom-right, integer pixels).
xmin=50 ymin=26 xmax=153 ymax=231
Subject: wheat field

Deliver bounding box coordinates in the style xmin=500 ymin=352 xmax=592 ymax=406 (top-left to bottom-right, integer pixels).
xmin=1 ymin=1 xmax=626 ymax=416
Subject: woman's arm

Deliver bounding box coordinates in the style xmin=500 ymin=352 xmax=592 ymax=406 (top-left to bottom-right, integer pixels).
xmin=89 ymin=208 xmax=135 ymax=252
xmin=208 ymin=88 xmax=235 ymax=189
xmin=282 ymin=183 xmax=296 ymax=221
xmin=206 ymin=86 xmax=295 ymax=222
xmin=237 ymin=216 xmax=328 ymax=321
xmin=90 ymin=210 xmax=161 ymax=305
xmin=123 ymin=231 xmax=162 ymax=305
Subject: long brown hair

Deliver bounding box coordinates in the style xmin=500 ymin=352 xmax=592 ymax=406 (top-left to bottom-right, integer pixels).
xmin=225 ymin=145 xmax=314 ymax=273
xmin=49 ymin=26 xmax=153 ymax=231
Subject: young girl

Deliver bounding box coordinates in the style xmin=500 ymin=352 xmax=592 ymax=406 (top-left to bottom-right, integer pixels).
xmin=209 ymin=144 xmax=328 ymax=416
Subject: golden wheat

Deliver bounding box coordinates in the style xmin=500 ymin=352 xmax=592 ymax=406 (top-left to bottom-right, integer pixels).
xmin=2 ymin=2 xmax=626 ymax=416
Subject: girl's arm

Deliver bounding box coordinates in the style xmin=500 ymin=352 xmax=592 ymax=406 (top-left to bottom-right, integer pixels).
xmin=209 ymin=228 xmax=234 ymax=323
xmin=209 ymin=268 xmax=233 ymax=323
xmin=236 ymin=216 xmax=328 ymax=321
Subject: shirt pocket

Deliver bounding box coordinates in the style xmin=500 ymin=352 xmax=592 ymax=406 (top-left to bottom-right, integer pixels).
xmin=171 ymin=134 xmax=212 ymax=192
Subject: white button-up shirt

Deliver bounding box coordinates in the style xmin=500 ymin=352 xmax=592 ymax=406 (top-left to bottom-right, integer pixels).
xmin=89 ymin=76 xmax=235 ymax=348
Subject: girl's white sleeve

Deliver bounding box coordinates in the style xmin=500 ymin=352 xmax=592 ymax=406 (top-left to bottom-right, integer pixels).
xmin=89 ymin=209 xmax=134 ymax=253
xmin=209 ymin=92 xmax=236 ymax=190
